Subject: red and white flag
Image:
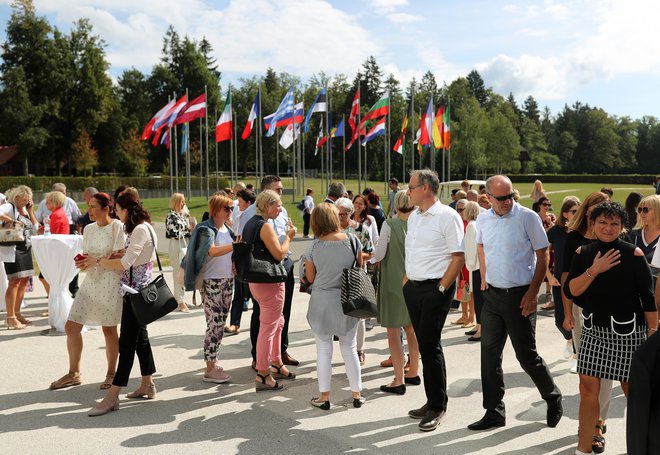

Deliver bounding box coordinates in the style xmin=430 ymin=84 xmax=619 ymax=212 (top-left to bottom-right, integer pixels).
xmin=344 ymin=88 xmax=360 ymax=151
xmin=241 ymin=91 xmax=260 ymax=140
xmin=173 ymin=93 xmax=206 ymax=126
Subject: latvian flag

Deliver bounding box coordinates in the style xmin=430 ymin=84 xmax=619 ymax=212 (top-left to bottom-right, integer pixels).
xmin=173 ymin=93 xmax=206 ymax=126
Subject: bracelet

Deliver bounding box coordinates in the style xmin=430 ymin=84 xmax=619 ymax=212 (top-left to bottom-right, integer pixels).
xmin=650 ymin=327 xmax=657 ymax=332
xmin=585 ymin=268 xmax=593 ymax=278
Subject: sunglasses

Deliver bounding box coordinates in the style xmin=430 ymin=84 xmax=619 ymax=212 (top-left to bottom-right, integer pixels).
xmin=223 ymin=206 xmax=234 ymax=213
xmin=457 ymin=208 xmax=465 ymax=212
xmin=568 ymin=209 xmax=578 ymax=215
xmin=542 ymin=203 xmax=552 ymax=207
xmin=638 ymin=207 xmax=651 ymax=214
xmin=488 ymin=192 xmax=515 ymax=202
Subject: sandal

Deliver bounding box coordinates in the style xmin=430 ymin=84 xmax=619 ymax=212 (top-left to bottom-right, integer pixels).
xmin=451 ymin=318 xmax=467 ymax=325
xmin=50 ymin=372 xmax=82 ymax=390
xmin=100 ymin=374 xmax=114 ymax=390
xmin=592 ymin=435 xmax=605 ymax=454
xmin=270 ymin=364 xmax=296 ymax=380
xmin=255 ymin=373 xmax=283 ymax=392
xmin=15 ymin=314 xmax=32 ymax=325
xmin=5 ymin=316 xmax=26 ymax=330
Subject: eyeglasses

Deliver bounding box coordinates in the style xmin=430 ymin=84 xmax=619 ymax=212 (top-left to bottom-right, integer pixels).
xmin=457 ymin=208 xmax=465 ymax=212
xmin=338 ymin=212 xmax=349 ymax=218
xmin=488 ymin=192 xmax=515 ymax=202
xmin=408 ymin=184 xmax=424 ymax=191
xmin=638 ymin=207 xmax=651 ymax=214
xmin=223 ymin=206 xmax=233 ymax=213
xmin=542 ymin=203 xmax=552 ymax=207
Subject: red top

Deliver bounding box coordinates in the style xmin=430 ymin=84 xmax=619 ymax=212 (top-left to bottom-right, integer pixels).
xmin=49 ymin=207 xmax=69 ymax=234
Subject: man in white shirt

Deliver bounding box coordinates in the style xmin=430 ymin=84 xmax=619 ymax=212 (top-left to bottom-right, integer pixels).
xmin=230 ymin=182 xmax=246 ymax=228
xmin=403 ymin=169 xmax=465 ymax=432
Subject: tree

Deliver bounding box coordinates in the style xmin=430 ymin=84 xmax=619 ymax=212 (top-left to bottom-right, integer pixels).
xmin=523 ymin=95 xmax=541 ymax=125
xmin=70 ymin=128 xmax=98 ymax=175
xmin=466 ymin=70 xmax=489 ymax=107
xmin=117 ymin=130 xmax=149 ymax=175
xmin=484 ymin=107 xmax=520 ymax=174
xmin=453 ymin=97 xmax=488 ymax=177
xmin=360 ymin=56 xmax=383 ymax=107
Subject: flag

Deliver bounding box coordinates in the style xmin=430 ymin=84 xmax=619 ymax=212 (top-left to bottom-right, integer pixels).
xmin=419 ymin=96 xmax=434 ymax=148
xmin=332 ymin=119 xmax=344 ymax=138
xmin=432 ymin=107 xmax=444 ymax=149
xmin=241 ymin=91 xmax=260 ymax=139
xmin=443 ymin=101 xmax=451 ymax=150
xmin=151 ymin=125 xmax=165 ymax=147
xmin=142 ymin=99 xmax=175 ymax=140
xmin=414 ymin=127 xmax=422 ymax=154
xmin=303 ymin=88 xmax=327 ymax=132
xmin=392 ymin=114 xmax=408 ymax=155
xmin=345 ymin=88 xmax=360 ymax=151
xmin=266 ymin=88 xmax=294 ymax=137
xmin=158 ymin=95 xmax=187 ymax=129
xmin=358 ymin=92 xmax=390 ymax=130
xmin=279 ymin=123 xmax=299 ymax=149
xmin=180 ymin=123 xmax=189 ymax=155
xmin=160 ymin=128 xmax=170 ymax=148
xmin=173 ymin=93 xmax=206 ymax=126
xmin=215 ymin=91 xmax=232 ymax=142
xmin=361 ymin=117 xmax=386 ymax=146
xmin=314 ymin=119 xmax=326 ymax=156
xmin=264 ymin=102 xmax=303 ymax=130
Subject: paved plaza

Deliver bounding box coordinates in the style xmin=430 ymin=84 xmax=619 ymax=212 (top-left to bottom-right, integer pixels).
xmin=0 ymin=235 xmax=628 ymax=454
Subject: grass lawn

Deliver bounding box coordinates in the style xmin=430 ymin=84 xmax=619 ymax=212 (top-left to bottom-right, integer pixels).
xmin=138 ymin=178 xmax=657 ymax=230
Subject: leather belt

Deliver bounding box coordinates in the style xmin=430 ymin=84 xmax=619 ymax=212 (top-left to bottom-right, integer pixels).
xmin=408 ymin=279 xmax=441 ymax=287
xmin=487 ymin=284 xmax=529 ymax=294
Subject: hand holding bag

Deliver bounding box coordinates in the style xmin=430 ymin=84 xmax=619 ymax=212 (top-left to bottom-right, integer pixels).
xmin=232 ymin=219 xmax=287 ymax=283
xmin=0 ymin=204 xmax=27 ymax=246
xmin=341 ymin=235 xmax=378 ymax=319
xmin=128 ymin=225 xmax=178 ymax=325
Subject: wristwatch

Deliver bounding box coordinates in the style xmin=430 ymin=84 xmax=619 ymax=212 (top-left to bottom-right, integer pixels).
xmin=437 ymin=283 xmax=446 ymax=294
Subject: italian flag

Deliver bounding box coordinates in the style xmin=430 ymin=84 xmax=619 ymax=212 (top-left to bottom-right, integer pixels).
xmin=215 ymin=91 xmax=232 ymax=143
xmin=359 ymin=92 xmax=389 ymax=130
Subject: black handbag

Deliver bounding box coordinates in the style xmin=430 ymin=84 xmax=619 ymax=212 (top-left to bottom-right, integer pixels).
xmin=128 ymin=225 xmax=178 ymax=325
xmin=232 ymin=219 xmax=287 ymax=283
xmin=341 ymin=235 xmax=378 ymax=319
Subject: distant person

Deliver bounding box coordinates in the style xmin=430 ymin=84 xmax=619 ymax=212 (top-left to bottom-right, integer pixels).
xmin=347 ymin=190 xmax=354 ymax=201
xmin=624 ymin=192 xmax=643 ymax=232
xmin=367 ymin=192 xmax=386 ymax=232
xmin=600 ymin=187 xmax=614 ymax=198
xmin=387 ymin=178 xmax=400 ymax=217
xmin=654 ymin=176 xmax=660 ymax=195
xmin=460 ymin=179 xmax=470 ymax=193
xmin=245 ymin=183 xmax=254 ymax=191
xmin=165 ymin=193 xmax=193 ymax=313
xmin=530 ymin=179 xmax=546 ymax=203
xmin=76 ymin=187 xmax=99 ymax=233
xmin=301 ymin=188 xmax=314 ymax=238
xmin=230 ymin=182 xmax=247 ymax=228
xmin=448 ymin=189 xmax=460 ymax=210
xmin=466 ymin=189 xmax=479 ymax=202
xmin=38 ymin=191 xmax=70 ymax=296
xmin=478 ymin=194 xmax=491 ymax=211
xmin=325 ymin=182 xmax=346 ymax=204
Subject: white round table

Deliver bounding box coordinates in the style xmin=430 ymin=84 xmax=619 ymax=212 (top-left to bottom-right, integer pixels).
xmin=31 ymin=235 xmax=83 ymax=332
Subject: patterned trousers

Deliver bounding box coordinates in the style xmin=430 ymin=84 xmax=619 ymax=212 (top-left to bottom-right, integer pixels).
xmin=201 ymin=278 xmax=233 ymax=362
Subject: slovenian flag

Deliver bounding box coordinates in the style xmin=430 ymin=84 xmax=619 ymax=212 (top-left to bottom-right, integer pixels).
xmin=304 ymin=88 xmax=327 ymax=133
xmin=266 ymin=88 xmax=294 ymax=137
xmin=264 ymin=102 xmax=303 ymax=130
xmin=241 ymin=91 xmax=260 ymax=140
xmin=215 ymin=91 xmax=232 ymax=142
xmin=361 ymin=118 xmax=386 ymax=146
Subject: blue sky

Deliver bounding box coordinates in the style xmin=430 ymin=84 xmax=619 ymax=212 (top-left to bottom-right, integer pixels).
xmin=1 ymin=0 xmax=659 ymax=119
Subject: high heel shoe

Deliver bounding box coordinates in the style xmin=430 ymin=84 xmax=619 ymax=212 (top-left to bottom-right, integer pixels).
xmin=255 ymin=373 xmax=283 ymax=392
xmin=87 ymin=396 xmax=120 ymax=417
xmin=270 ymin=364 xmax=296 ymax=380
xmin=126 ymin=384 xmax=156 ymax=399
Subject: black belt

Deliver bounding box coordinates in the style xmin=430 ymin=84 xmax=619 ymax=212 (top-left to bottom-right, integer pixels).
xmin=487 ymin=284 xmax=529 ymax=294
xmin=408 ymin=279 xmax=441 ymax=287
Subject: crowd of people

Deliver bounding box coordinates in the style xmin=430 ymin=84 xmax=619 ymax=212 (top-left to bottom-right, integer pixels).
xmin=1 ymin=174 xmax=659 ymax=454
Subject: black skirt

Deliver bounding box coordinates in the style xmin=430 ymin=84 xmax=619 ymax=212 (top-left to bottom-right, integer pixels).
xmin=4 ymin=244 xmax=33 ymax=280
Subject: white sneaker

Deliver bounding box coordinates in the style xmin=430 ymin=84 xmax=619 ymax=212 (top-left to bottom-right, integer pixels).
xmin=562 ymin=342 xmax=573 ymax=359
xmin=569 ymin=358 xmax=578 ymax=374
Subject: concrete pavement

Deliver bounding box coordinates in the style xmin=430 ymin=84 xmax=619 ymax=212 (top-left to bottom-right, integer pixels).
xmin=0 ymin=240 xmax=628 ymax=454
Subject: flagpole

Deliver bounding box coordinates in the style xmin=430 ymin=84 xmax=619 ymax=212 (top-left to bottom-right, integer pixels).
xmin=204 ymin=86 xmax=209 ymax=199
xmin=342 ymin=114 xmax=346 ymax=185
xmin=230 ymin=109 xmax=235 ymax=188
xmin=326 ymin=85 xmax=331 ymax=185
xmin=214 ymin=107 xmax=219 ymax=191
xmin=234 ymin=109 xmax=239 ymax=185
xmin=292 ymin=91 xmax=296 ymax=203
xmin=385 ymin=93 xmax=390 ymax=195
xmin=258 ymin=85 xmax=263 ymax=183
xmin=410 ymin=86 xmax=414 ymax=177
xmin=357 ymin=84 xmax=362 ymax=195
xmin=199 ymin=117 xmax=204 ymax=196
xmin=402 ymin=109 xmax=405 ymax=183
xmin=169 ymin=126 xmax=173 ymax=195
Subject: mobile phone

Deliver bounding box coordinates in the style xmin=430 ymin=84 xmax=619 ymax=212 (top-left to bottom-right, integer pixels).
xmin=74 ymin=253 xmax=86 ymax=261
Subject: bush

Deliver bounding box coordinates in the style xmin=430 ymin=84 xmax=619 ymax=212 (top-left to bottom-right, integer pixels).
xmin=0 ymin=176 xmax=230 ymax=192
xmin=508 ymin=174 xmax=657 ymax=185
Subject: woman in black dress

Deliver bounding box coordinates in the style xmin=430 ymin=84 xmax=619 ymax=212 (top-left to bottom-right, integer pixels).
xmin=565 ymin=202 xmax=658 ymax=455
xmin=628 ymin=195 xmax=660 ymax=283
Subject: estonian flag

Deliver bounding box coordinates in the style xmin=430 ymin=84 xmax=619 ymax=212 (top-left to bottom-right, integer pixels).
xmin=304 ymin=88 xmax=327 ymax=133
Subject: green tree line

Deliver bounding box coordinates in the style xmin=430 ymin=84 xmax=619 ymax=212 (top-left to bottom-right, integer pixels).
xmin=1 ymin=0 xmax=659 ymax=179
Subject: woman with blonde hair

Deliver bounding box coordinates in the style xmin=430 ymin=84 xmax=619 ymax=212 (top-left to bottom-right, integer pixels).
xmin=374 ymin=190 xmax=420 ymax=394
xmin=629 ymin=195 xmax=660 ymax=281
xmin=530 ymin=179 xmax=546 ymax=203
xmin=165 ymin=193 xmax=192 ymax=312
xmin=242 ymin=190 xmax=297 ymax=392
xmin=305 ymin=202 xmax=365 ymax=409
xmin=462 ymin=201 xmax=484 ymax=341
xmin=0 ymin=185 xmax=38 ymax=329
xmin=451 ymin=199 xmax=474 ymax=327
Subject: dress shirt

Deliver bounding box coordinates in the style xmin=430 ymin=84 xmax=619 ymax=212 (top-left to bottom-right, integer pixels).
xmin=37 ymin=196 xmax=81 ymax=225
xmin=230 ymin=199 xmax=243 ymax=228
xmin=120 ymin=223 xmax=157 ymax=270
xmin=476 ymin=202 xmax=549 ymax=288
xmin=464 ymin=220 xmax=480 ymax=271
xmin=405 ymin=200 xmax=464 ymax=281
xmin=236 ymin=203 xmax=256 ymax=237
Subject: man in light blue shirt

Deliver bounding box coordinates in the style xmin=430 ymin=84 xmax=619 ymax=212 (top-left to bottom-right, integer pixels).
xmin=239 ymin=175 xmax=299 ymax=368
xmin=468 ymin=175 xmax=562 ymax=432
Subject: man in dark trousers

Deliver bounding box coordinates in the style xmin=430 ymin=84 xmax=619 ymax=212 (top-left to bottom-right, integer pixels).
xmin=469 ymin=174 xmax=562 ymax=431
xmin=402 ymin=169 xmax=465 ymax=432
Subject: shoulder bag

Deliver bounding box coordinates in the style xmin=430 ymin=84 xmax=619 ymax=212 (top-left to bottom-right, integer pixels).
xmin=0 ymin=204 xmax=27 ymax=247
xmin=341 ymin=234 xmax=378 ymax=319
xmin=232 ymin=219 xmax=287 ymax=283
xmin=128 ymin=224 xmax=178 ymax=325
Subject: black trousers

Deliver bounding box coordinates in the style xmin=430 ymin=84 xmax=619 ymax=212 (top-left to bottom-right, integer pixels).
xmin=403 ymin=280 xmax=454 ymax=412
xmin=302 ymin=212 xmax=311 ymax=236
xmin=473 ymin=271 xmax=484 ymax=324
xmin=550 ymin=284 xmax=572 ymax=340
xmin=480 ymin=285 xmax=561 ymax=418
xmin=229 ymin=277 xmax=246 ymax=327
xmin=113 ymin=298 xmax=156 ymax=387
xmin=250 ymin=264 xmax=295 ymax=360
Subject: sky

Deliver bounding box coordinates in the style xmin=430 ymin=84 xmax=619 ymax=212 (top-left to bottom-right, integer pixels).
xmin=1 ymin=0 xmax=659 ymax=119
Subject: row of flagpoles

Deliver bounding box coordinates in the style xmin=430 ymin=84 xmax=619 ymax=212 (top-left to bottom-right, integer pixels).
xmin=140 ymin=84 xmax=452 ymax=200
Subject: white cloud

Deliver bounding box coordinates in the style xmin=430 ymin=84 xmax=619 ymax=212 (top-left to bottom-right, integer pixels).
xmin=369 ymin=0 xmax=408 ymax=13
xmin=387 ymin=12 xmax=423 ymax=24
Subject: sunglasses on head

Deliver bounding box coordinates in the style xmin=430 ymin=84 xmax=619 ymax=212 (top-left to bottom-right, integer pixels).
xmin=488 ymin=192 xmax=515 ymax=202
xmin=638 ymin=207 xmax=651 ymax=213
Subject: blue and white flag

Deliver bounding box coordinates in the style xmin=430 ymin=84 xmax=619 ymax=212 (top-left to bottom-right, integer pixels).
xmin=266 ymin=88 xmax=294 ymax=137
xmin=303 ymin=87 xmax=327 ymax=133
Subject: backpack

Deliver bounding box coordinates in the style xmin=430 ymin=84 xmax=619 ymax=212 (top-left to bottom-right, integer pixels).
xmin=296 ymin=199 xmax=305 ymax=211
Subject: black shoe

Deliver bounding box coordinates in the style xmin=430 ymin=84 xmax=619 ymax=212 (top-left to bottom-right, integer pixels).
xmin=353 ymin=396 xmax=366 ymax=408
xmin=311 ymin=397 xmax=330 ymax=410
xmin=380 ymin=383 xmax=406 ymax=395
xmin=404 ymin=376 xmax=421 ymax=386
xmin=546 ymin=397 xmax=563 ymax=428
xmin=468 ymin=414 xmax=506 ymax=431
xmin=467 ymin=336 xmax=481 ymax=342
xmin=465 ymin=329 xmax=477 ymax=335
xmin=408 ymin=403 xmax=429 ymax=419
xmin=419 ymin=410 xmax=445 ymax=432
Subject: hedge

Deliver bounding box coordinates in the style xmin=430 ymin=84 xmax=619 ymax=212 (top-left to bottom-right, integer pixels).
xmin=507 ymin=174 xmax=658 ymax=184
xmin=0 ymin=176 xmax=230 ymax=192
